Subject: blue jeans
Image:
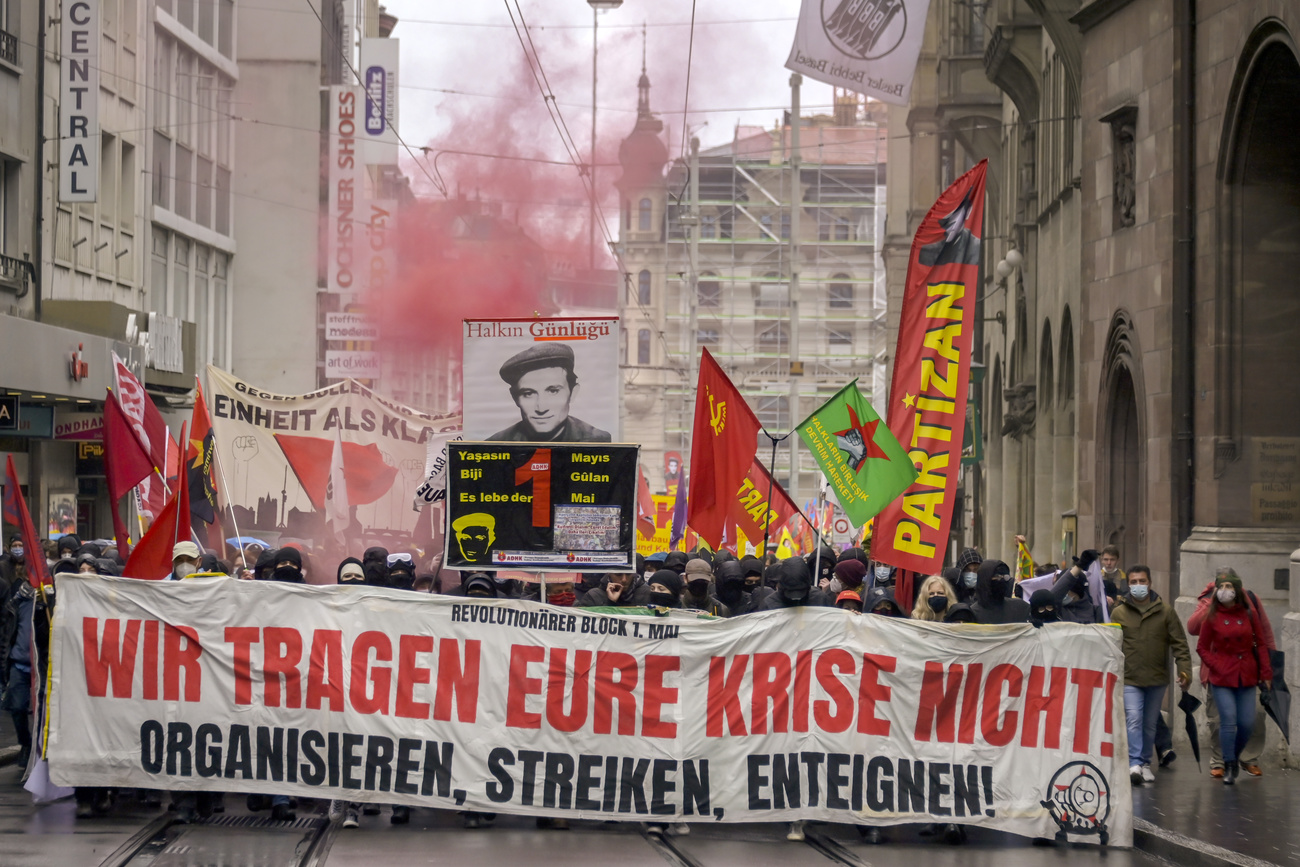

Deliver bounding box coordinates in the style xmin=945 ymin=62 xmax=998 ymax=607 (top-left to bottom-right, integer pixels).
xmin=1210 ymin=685 xmax=1257 ymax=764
xmin=1123 ymin=684 xmax=1166 ymax=766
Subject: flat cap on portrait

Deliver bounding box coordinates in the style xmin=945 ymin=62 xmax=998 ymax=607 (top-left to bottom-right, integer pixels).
xmin=499 ymin=343 xmax=575 ymax=385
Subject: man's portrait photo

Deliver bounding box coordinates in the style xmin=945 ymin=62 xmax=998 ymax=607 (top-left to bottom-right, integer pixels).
xmin=486 ymin=344 xmax=612 ymax=443
xmin=452 ymin=512 xmax=496 ymax=563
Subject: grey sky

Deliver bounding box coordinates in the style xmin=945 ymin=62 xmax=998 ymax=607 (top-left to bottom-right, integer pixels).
xmin=383 ymin=0 xmax=843 ymax=196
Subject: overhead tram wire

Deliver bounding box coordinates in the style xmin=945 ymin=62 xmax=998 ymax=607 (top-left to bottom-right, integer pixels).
xmin=676 ymin=0 xmax=699 ymax=174
xmin=502 ymin=0 xmax=676 ymax=374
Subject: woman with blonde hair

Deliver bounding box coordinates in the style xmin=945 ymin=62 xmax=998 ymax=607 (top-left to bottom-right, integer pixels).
xmin=912 ymin=574 xmax=957 ymax=622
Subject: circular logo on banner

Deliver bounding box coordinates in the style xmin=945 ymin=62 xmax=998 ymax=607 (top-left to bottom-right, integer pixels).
xmin=1041 ymin=762 xmax=1111 ymax=844
xmin=832 ymin=516 xmax=852 ymax=536
xmin=821 ymin=0 xmax=909 ymax=61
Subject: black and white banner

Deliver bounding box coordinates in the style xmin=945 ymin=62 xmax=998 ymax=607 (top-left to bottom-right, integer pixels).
xmin=786 ymin=0 xmax=931 ymax=105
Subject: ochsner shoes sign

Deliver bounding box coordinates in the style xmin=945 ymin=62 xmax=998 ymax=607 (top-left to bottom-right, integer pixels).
xmin=785 ymin=0 xmax=930 ymax=105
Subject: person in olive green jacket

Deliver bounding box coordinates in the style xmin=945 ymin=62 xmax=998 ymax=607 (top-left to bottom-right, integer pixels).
xmin=1109 ymin=565 xmax=1191 ymax=786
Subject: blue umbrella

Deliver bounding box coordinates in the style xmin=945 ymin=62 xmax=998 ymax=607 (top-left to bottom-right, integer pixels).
xmin=226 ymin=536 xmax=272 ymax=549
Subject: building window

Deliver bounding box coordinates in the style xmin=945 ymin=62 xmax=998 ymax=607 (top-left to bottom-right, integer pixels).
xmin=215 ymin=167 xmax=231 ymax=235
xmin=638 ymin=198 xmax=652 ymax=231
xmin=150 ymin=227 xmax=168 ymax=314
xmin=637 ymin=329 xmax=651 ymax=364
xmin=754 ymin=272 xmax=788 ymax=309
xmin=701 ymin=215 xmax=716 ymax=239
xmin=698 ymin=276 xmax=721 ymax=307
xmin=697 ymin=327 xmax=720 ymax=348
xmin=637 ymin=269 xmax=651 ymax=305
xmin=829 ymin=274 xmax=853 ymax=308
xmin=835 ymin=219 xmax=850 ymax=241
xmin=828 ymin=326 xmax=853 ymax=354
xmin=175 ymin=145 xmax=193 ymax=219
xmin=781 ymin=213 xmax=791 ymax=240
xmin=153 ymin=131 xmax=171 ymax=208
xmin=757 ymin=321 xmax=788 ymax=354
xmin=1103 ymin=106 xmax=1138 ymax=230
xmin=719 ymin=209 xmax=733 ymax=239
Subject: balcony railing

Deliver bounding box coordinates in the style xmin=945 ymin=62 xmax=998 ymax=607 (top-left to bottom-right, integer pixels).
xmin=0 ymin=29 xmax=17 ymax=67
xmin=0 ymin=253 xmax=31 ymax=292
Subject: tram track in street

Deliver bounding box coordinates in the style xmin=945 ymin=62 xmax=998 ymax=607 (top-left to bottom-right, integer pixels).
xmin=96 ymin=811 xmax=336 ymax=867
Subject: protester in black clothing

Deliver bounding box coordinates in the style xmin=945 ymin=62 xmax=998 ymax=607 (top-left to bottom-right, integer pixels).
xmin=945 ymin=603 xmax=977 ymax=623
xmin=361 ymin=547 xmax=389 ymax=586
xmin=647 ymin=570 xmax=684 ymax=608
xmin=337 ymin=558 xmax=365 ymax=585
xmin=1029 ymin=589 xmax=1061 ymax=626
xmin=971 ymin=559 xmax=1031 ymax=624
xmin=1051 ymin=566 xmax=1103 ymax=623
xmin=761 ymin=558 xmax=832 ymax=609
xmin=864 ymin=585 xmax=904 ymax=617
xmin=683 ymin=558 xmax=729 ymax=616
xmin=954 ymin=548 xmax=982 ymax=605
xmin=253 ymin=549 xmax=277 ymax=582
xmin=580 ymin=572 xmax=650 ymax=607
xmin=714 ymin=560 xmax=751 ymax=615
xmin=739 ymin=556 xmax=765 ymax=591
xmin=268 ymin=547 xmax=305 ymax=583
xmin=662 ymin=551 xmax=689 ymax=575
xmin=387 ymin=554 xmax=416 ymax=590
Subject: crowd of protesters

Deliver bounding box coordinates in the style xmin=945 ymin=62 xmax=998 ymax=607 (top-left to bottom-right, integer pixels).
xmin=0 ymin=529 xmax=1279 ymax=839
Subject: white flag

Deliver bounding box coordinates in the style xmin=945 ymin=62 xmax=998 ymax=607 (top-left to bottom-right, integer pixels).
xmin=325 ymin=426 xmax=350 ymax=540
xmin=412 ymin=431 xmax=462 ymax=511
xmin=785 ymin=0 xmax=931 ymax=105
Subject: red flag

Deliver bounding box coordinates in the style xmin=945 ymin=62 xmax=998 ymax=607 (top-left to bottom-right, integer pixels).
xmin=187 ymin=382 xmax=222 ymax=547
xmin=103 ymin=390 xmax=155 ymax=557
xmin=687 ymin=348 xmax=761 ymax=547
xmin=727 ymin=456 xmax=800 ymax=547
xmin=4 ymin=456 xmax=50 ymax=588
xmin=274 ymin=434 xmax=398 ymax=508
xmin=873 ymin=160 xmax=988 ymax=574
xmin=113 ymin=353 xmax=173 ymax=520
xmin=124 ymin=423 xmax=191 ymax=579
xmin=636 ymin=466 xmax=656 ymax=539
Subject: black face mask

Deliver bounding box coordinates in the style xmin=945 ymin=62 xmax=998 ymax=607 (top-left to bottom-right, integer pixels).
xmin=649 ymin=591 xmax=678 ymax=608
xmin=717 ymin=582 xmax=744 ymax=605
xmin=990 ymin=576 xmax=1012 ymax=599
xmin=273 ymin=565 xmax=302 ymax=583
xmin=745 ymin=577 xmax=762 ymax=590
xmin=687 ymin=579 xmax=710 ymax=598
xmin=927 ymin=595 xmax=949 ymax=614
xmin=1034 ymin=609 xmax=1058 ymax=623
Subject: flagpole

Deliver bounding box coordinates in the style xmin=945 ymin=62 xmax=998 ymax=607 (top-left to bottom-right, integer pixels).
xmin=759 ymin=430 xmax=790 ymax=557
xmin=203 ymin=387 xmax=250 ymax=568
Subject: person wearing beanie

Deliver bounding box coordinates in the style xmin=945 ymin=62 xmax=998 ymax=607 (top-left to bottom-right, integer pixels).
xmin=835 ymin=590 xmax=862 ymax=613
xmin=662 ymin=551 xmax=689 ymax=575
xmin=682 ymin=558 xmax=728 ymax=617
xmin=829 ymin=559 xmax=867 ymax=596
xmin=337 ymin=558 xmax=366 ymax=585
xmin=911 ymin=575 xmax=956 ymax=623
xmin=462 ymin=573 xmax=498 ymax=599
xmin=253 ymin=548 xmax=277 ymax=582
xmin=1028 ymin=589 xmax=1060 ymax=626
xmin=971 ymin=560 xmax=1030 ymax=624
xmin=761 ymin=558 xmax=831 ymax=609
xmin=955 ymin=548 xmax=983 ymax=605
xmin=647 ymin=569 xmax=684 ymax=608
xmin=170 ymin=541 xmax=202 ymax=581
xmin=270 ymin=547 xmax=304 ymax=583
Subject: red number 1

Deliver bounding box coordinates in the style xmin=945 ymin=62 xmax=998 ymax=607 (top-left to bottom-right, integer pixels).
xmin=513 ymin=448 xmax=552 ymax=528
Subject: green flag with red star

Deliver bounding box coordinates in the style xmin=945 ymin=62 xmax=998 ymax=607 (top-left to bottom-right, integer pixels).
xmin=795 ymin=380 xmax=918 ymax=528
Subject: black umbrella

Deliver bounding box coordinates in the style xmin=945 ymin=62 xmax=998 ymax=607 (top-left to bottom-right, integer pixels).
xmin=1261 ymin=650 xmax=1290 ymax=744
xmin=1178 ymin=691 xmax=1203 ymax=770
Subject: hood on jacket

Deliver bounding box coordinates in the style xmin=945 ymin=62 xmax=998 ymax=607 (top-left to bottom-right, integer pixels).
xmin=974 ymin=559 xmax=1012 ymax=607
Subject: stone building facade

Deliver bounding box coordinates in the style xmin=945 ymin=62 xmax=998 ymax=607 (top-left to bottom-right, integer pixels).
xmin=887 ymin=0 xmax=1299 ymax=752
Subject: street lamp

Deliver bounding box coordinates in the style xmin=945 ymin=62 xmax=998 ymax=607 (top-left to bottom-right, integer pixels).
xmin=587 ymin=0 xmax=623 ymax=269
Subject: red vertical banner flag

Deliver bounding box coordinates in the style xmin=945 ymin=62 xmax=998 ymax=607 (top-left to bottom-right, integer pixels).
xmin=872 ymin=160 xmax=988 ymax=574
xmin=687 ymin=348 xmax=761 ymax=548
xmin=4 ymin=456 xmax=50 ymax=588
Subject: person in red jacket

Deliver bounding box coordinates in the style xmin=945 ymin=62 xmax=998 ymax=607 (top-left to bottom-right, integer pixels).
xmin=1194 ymin=568 xmax=1273 ymax=785
xmin=1188 ymin=567 xmax=1277 ymax=777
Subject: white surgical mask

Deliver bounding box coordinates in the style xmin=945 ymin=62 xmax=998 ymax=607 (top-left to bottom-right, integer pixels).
xmin=10 ymin=546 xmax=22 ymax=558
xmin=1216 ymin=587 xmax=1236 ymax=604
xmin=1129 ymin=584 xmax=1149 ymax=601
xmin=874 ymin=565 xmax=892 ymax=580
xmin=962 ymin=572 xmax=978 ymax=589
xmin=174 ymin=562 xmax=198 ymax=580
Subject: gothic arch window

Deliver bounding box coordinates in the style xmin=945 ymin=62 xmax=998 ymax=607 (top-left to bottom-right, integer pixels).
xmin=1039 ymin=320 xmax=1055 ymax=433
xmin=1058 ymin=306 xmax=1075 ymax=408
xmin=1097 ymin=310 xmax=1146 ymax=561
xmin=638 ymin=198 xmax=653 ymax=231
xmin=637 ymin=270 xmax=651 ymax=306
xmin=1214 ymin=27 xmax=1300 ymax=501
xmin=637 ymin=329 xmax=651 ymax=365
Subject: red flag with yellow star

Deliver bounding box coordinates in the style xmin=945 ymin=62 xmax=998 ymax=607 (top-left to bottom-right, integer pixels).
xmin=872 ymin=160 xmax=987 ymax=573
xmin=686 ymin=348 xmax=761 ymax=547
xmin=795 ymin=380 xmax=916 ymax=528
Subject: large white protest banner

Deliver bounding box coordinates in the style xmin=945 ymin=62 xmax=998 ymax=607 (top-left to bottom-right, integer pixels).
xmin=786 ymin=0 xmax=931 ymax=106
xmin=205 ymin=365 xmax=460 ymax=559
xmin=49 ymin=575 xmax=1132 ymax=845
xmin=463 ymin=318 xmax=619 ymax=443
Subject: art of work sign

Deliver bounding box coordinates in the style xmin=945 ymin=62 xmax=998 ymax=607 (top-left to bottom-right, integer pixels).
xmin=49 ymin=575 xmax=1133 ymax=846
xmin=444 ymin=442 xmax=638 ymax=572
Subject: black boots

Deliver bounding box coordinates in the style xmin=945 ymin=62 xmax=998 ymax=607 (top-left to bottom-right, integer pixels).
xmin=1223 ymin=760 xmax=1239 ymax=785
